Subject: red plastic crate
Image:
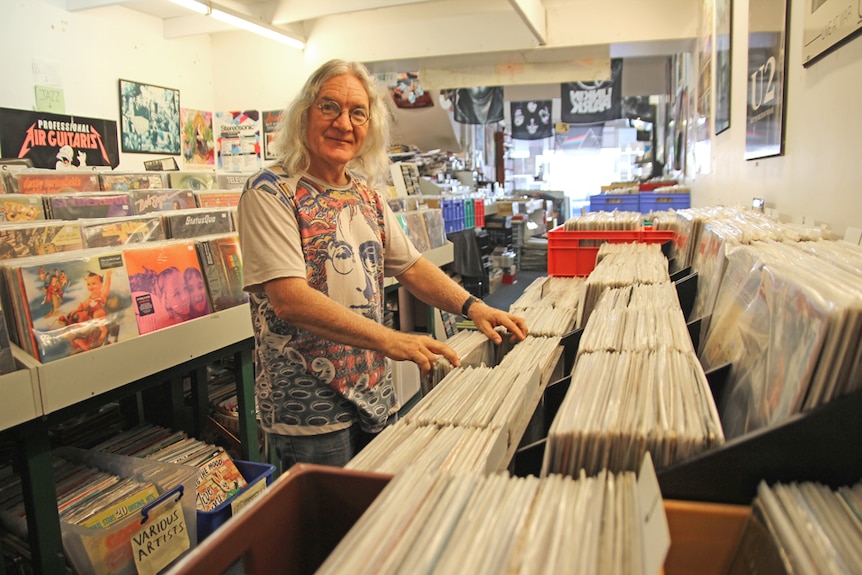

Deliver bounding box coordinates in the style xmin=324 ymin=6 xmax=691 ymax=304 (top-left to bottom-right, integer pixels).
xmin=546 ymin=227 xmax=676 ymax=276
xmin=474 ymin=199 xmax=485 ymax=227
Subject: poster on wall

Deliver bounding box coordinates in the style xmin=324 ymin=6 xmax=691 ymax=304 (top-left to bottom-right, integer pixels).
xmin=803 ymin=0 xmax=862 ymax=66
xmin=388 ymin=72 xmax=433 ymax=109
xmin=714 ymin=0 xmax=732 ymax=134
xmin=215 ymin=110 xmax=261 ymax=172
xmin=555 ymin=124 xmax=603 ymax=150
xmin=262 ymin=109 xmax=282 ymax=161
xmin=511 ymin=101 xmax=552 ymax=140
xmin=180 ymin=108 xmax=214 ymax=168
xmin=0 ymin=107 xmax=119 ymax=169
xmin=118 ymin=79 xmax=180 ymax=155
xmin=560 ymin=58 xmax=623 ymax=124
xmin=442 ymin=87 xmax=504 ymax=125
xmin=745 ymin=0 xmax=789 ymax=160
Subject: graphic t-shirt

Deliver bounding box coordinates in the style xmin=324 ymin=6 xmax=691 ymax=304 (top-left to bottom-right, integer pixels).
xmin=238 ymin=166 xmax=421 ymax=435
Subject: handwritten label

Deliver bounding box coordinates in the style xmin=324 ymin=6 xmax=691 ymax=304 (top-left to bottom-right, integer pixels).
xmin=131 ymin=501 xmax=190 ymax=575
xmin=230 ymin=479 xmax=267 ymax=516
xmin=35 ymin=85 xmax=65 ymax=113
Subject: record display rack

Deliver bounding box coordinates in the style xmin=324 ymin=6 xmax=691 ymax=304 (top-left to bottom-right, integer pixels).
xmin=511 ymin=269 xmax=862 ymax=511
xmin=0 ymin=242 xmax=455 ymax=574
xmin=2 ymin=305 xmax=256 ymax=575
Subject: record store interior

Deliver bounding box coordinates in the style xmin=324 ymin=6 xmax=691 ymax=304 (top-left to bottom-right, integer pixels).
xmin=0 ymin=0 xmax=861 ymax=574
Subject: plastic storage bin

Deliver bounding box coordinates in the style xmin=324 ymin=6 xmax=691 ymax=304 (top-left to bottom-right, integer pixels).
xmin=640 ymin=192 xmax=691 ymax=213
xmin=546 ymin=227 xmax=676 ymax=276
xmin=46 ymin=447 xmax=199 ymax=575
xmin=464 ymin=197 xmax=475 ymax=229
xmin=196 ymin=459 xmax=276 ymax=542
xmin=474 ymin=198 xmax=485 ymax=227
xmin=589 ymin=193 xmax=639 ymax=213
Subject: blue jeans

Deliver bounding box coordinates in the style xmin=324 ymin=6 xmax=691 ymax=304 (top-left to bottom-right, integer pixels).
xmin=268 ymin=414 xmax=398 ymax=471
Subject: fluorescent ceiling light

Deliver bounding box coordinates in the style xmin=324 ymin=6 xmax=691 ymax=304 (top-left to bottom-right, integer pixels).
xmin=168 ymin=0 xmax=208 ymax=15
xmin=168 ymin=0 xmax=304 ymax=50
xmin=210 ymin=8 xmax=304 ymax=49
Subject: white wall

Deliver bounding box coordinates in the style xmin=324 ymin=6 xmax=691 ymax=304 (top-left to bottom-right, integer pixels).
xmin=693 ymin=0 xmax=862 ymax=237
xmin=1 ymin=0 xmax=860 ymax=236
xmin=0 ymin=0 xmax=214 ymax=171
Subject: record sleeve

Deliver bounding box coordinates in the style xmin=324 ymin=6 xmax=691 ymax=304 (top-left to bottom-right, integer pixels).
xmin=193 ymin=190 xmax=241 ymax=209
xmin=163 ymin=208 xmax=234 ymax=239
xmin=404 ymin=210 xmax=431 ymax=253
xmin=98 ymin=172 xmax=168 ymax=191
xmin=215 ymin=173 xmax=250 ymax=190
xmin=195 ymin=449 xmax=248 ymax=512
xmin=10 ymin=249 xmax=139 ymax=362
xmin=0 ymin=194 xmax=46 ymax=222
xmin=81 ymin=215 xmax=166 ymax=249
xmin=123 ymin=240 xmax=211 ymax=334
xmin=46 ymin=192 xmax=132 ymax=220
xmin=169 ymin=172 xmax=216 ymax=190
xmin=128 ymin=188 xmax=197 ymax=215
xmin=195 ymin=234 xmax=247 ymax=311
xmin=423 ymin=208 xmax=447 ymax=249
xmin=0 ymin=221 xmax=85 ymax=260
xmin=8 ymin=170 xmax=101 ymax=195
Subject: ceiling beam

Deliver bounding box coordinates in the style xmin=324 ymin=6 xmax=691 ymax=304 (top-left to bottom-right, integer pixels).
xmin=272 ymin=0 xmax=433 ymax=24
xmin=507 ymin=0 xmax=546 ymax=46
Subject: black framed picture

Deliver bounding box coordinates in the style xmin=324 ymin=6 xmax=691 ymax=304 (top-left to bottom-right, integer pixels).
xmin=745 ymin=0 xmax=789 ymax=160
xmin=119 ymin=79 xmax=181 ymax=155
xmin=714 ymin=0 xmax=732 ymax=135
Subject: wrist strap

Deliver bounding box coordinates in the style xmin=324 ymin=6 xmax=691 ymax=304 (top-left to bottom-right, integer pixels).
xmin=461 ymin=295 xmax=480 ymax=318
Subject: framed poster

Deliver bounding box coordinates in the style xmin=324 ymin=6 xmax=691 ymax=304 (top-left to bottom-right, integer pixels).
xmin=745 ymin=0 xmax=789 ymax=160
xmin=714 ymin=0 xmax=732 ymax=134
xmin=803 ymin=0 xmax=862 ymax=66
xmin=119 ymin=79 xmax=181 ymax=155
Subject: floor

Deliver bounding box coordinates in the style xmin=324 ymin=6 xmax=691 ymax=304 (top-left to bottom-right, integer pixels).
xmin=482 ymin=270 xmax=546 ymax=312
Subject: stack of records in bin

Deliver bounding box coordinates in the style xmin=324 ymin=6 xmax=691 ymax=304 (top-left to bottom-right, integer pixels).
xmin=90 ymin=424 xmax=247 ymax=512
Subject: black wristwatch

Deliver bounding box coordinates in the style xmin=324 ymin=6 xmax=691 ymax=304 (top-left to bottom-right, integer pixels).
xmin=461 ymin=295 xmax=480 ymax=318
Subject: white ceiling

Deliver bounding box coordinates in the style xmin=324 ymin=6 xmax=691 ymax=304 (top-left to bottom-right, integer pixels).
xmin=65 ymin=0 xmax=695 ymax=76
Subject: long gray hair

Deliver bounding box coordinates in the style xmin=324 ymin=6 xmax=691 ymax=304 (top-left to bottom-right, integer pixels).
xmin=272 ymin=59 xmax=392 ymax=186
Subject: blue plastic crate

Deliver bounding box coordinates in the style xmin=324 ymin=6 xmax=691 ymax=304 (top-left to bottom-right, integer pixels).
xmin=197 ymin=459 xmax=276 ymax=541
xmin=639 ymin=192 xmax=690 ymax=213
xmin=589 ymin=194 xmax=639 ymax=213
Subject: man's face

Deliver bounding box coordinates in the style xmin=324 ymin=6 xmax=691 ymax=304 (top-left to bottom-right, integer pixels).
xmin=306 ymin=74 xmax=370 ymax=182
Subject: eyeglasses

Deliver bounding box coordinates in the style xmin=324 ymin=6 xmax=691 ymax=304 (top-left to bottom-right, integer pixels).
xmin=316 ymin=100 xmax=370 ymax=126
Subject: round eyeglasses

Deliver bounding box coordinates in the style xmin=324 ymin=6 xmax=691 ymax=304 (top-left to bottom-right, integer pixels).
xmin=317 ymin=101 xmax=370 ymax=126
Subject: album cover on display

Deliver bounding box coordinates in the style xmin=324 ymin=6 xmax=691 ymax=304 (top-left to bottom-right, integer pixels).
xmin=123 ymin=240 xmax=211 ymax=334
xmin=98 ymin=171 xmax=168 ymax=191
xmin=0 ymin=195 xmax=46 ymax=222
xmin=193 ymin=190 xmax=241 ymax=209
xmin=80 ymin=215 xmax=166 ymax=249
xmin=46 ymin=192 xmax=132 ymax=220
xmin=423 ymin=208 xmax=447 ymax=249
xmin=168 ymin=171 xmax=216 ymax=190
xmin=0 ymin=221 xmax=85 ymax=260
xmin=163 ymin=208 xmax=234 ymax=239
xmin=195 ymin=233 xmax=246 ymax=311
xmin=128 ymin=188 xmax=197 ymax=215
xmin=403 ymin=210 xmax=431 ymax=253
xmin=215 ymin=173 xmax=250 ymax=190
xmin=4 ymin=249 xmax=139 ymax=362
xmin=8 ymin=170 xmax=101 ymax=195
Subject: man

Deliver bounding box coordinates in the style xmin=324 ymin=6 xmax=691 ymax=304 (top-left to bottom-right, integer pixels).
xmin=237 ymin=59 xmax=527 ymax=470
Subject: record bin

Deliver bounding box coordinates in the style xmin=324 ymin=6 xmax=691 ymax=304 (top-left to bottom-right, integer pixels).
xmin=589 ymin=193 xmax=639 ymax=213
xmin=24 ymin=447 xmax=200 ymax=575
xmin=546 ymin=227 xmax=676 ymax=276
xmin=196 ymin=459 xmax=276 ymax=542
xmin=167 ymin=463 xmax=753 ymax=575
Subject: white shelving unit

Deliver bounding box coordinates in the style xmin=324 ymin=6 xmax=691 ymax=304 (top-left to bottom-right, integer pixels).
xmin=0 ymin=346 xmax=42 ymax=432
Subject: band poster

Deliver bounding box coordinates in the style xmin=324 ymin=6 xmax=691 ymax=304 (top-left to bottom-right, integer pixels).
xmin=0 ymin=107 xmax=120 ymax=169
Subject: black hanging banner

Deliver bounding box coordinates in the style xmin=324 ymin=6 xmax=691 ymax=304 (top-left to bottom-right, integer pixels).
xmin=446 ymin=87 xmax=504 ymax=125
xmin=0 ymin=107 xmax=120 ymax=169
xmin=511 ymin=100 xmax=552 ymax=140
xmin=560 ymin=59 xmax=623 ymax=125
